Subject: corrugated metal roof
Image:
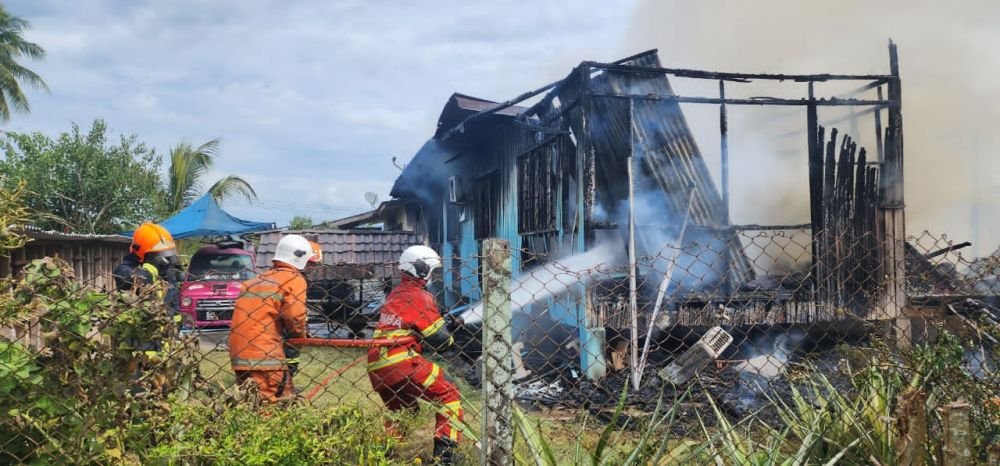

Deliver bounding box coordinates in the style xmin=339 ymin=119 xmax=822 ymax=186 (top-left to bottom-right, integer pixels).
xmin=606 ymin=52 xmax=751 ymax=281
xmin=18 ymin=226 xmax=131 ymax=243
xmin=434 ymin=93 xmax=529 ymax=139
xmin=452 ymin=93 xmax=526 ymax=116
xmin=255 ymin=230 xmax=424 ymax=279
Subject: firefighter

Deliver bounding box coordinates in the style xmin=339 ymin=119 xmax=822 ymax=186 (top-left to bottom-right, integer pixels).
xmin=367 ymin=245 xmax=464 ymax=465
xmin=228 ymin=234 xmax=314 ymax=403
xmin=284 ymin=240 xmax=323 ymax=377
xmin=113 ymin=222 xmax=182 ymax=352
xmin=113 ymin=222 xmax=181 ymax=307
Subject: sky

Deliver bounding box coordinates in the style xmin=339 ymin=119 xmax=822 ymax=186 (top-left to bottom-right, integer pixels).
xmin=3 ymin=0 xmax=636 ymax=226
xmin=5 ymin=0 xmax=999 ymax=255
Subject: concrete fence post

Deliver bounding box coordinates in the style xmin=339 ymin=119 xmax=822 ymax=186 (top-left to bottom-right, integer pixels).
xmin=940 ymin=402 xmax=972 ymax=466
xmin=481 ymin=238 xmax=513 ymax=466
xmin=894 ymin=389 xmax=927 ymax=466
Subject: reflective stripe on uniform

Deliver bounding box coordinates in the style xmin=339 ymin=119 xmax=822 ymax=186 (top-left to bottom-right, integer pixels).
xmin=140 ymin=263 xmax=166 ymax=299
xmin=438 ymin=400 xmax=462 ymax=415
xmin=439 ymin=399 xmax=463 ymax=440
xmin=373 ymin=328 xmax=416 ymax=338
xmin=420 ymin=318 xmax=446 ymax=338
xmin=366 ymin=349 xmax=417 ymax=371
xmin=231 ymin=358 xmax=287 ymax=369
xmin=238 ymin=290 xmax=284 ymax=301
xmin=421 ymin=364 xmax=441 ymax=388
xmin=141 ymin=263 xmax=160 ymax=281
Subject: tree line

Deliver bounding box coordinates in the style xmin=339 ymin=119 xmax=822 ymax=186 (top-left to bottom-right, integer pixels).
xmin=0 ymin=3 xmax=256 ymax=234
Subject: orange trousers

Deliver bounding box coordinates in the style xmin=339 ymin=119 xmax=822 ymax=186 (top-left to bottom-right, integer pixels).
xmin=368 ymin=356 xmax=463 ymax=442
xmin=235 ymin=369 xmax=294 ymax=403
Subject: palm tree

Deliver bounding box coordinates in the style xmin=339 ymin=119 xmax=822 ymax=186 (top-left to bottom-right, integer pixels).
xmin=166 ymin=139 xmax=257 ymax=214
xmin=0 ymin=5 xmax=48 ymax=122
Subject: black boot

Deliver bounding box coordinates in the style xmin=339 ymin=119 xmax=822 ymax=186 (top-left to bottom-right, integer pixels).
xmin=432 ymin=438 xmax=457 ymax=465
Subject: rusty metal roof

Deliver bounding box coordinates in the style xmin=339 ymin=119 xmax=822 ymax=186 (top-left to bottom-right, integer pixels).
xmin=18 ymin=226 xmax=131 ymax=243
xmin=255 ymin=230 xmax=423 ymax=279
xmin=434 ymin=93 xmax=528 ymax=138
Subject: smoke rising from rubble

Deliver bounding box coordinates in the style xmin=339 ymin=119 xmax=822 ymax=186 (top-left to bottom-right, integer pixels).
xmin=627 ymin=0 xmax=1000 ymax=257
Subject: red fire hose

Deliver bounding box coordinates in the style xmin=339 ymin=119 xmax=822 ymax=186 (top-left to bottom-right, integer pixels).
xmin=286 ymin=336 xmax=415 ymax=348
xmin=303 ymin=355 xmax=365 ymax=401
xmin=287 ymin=336 xmax=416 ymax=401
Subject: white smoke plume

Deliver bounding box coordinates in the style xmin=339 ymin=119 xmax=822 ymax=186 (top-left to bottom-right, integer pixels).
xmin=625 ymin=0 xmax=1000 ymax=257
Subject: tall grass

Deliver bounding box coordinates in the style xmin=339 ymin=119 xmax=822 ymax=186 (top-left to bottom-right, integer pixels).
xmin=509 ymin=330 xmax=998 ymax=466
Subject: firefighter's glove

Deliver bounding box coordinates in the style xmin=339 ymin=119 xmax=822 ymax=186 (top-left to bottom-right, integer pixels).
xmin=444 ymin=314 xmax=464 ymax=332
xmin=424 ymin=328 xmax=454 ymax=353
xmin=284 ymin=344 xmax=301 ymax=376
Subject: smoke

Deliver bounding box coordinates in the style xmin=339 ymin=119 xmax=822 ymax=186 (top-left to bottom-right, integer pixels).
xmin=736 ymin=331 xmax=803 ymax=378
xmin=626 ymin=0 xmax=1000 ymax=256
xmin=606 ymin=189 xmax=728 ymax=294
xmin=394 ymin=138 xmax=460 ymax=204
xmin=460 ymin=243 xmax=619 ymax=324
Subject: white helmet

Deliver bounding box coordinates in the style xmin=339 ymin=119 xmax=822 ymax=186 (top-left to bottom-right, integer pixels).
xmin=273 ymin=234 xmax=313 ymax=270
xmin=399 ymin=245 xmax=441 ymax=283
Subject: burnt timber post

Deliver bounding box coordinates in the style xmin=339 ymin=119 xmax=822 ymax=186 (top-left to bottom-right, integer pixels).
xmin=481 ymin=238 xmax=513 ymax=465
xmin=806 ymin=82 xmax=824 ymax=311
xmin=879 ymin=40 xmax=906 ymax=325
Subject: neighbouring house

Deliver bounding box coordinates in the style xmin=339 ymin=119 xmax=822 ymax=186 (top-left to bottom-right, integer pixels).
xmin=319 ymin=199 xmax=423 ymax=233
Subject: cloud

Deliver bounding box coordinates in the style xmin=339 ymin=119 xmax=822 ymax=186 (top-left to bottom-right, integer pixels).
xmin=6 ymin=0 xmax=635 ymax=228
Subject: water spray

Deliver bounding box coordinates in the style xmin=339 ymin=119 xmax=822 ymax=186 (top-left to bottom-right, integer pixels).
xmin=458 ymin=244 xmax=617 ymax=325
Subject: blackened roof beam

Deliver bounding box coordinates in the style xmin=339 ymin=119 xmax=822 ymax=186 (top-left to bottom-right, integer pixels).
xmin=591 ymin=92 xmax=897 ymax=108
xmin=585 ymin=61 xmax=897 ymax=83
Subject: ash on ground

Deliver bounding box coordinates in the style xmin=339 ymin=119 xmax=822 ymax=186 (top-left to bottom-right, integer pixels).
xmin=454 ymin=347 xmax=856 ymax=431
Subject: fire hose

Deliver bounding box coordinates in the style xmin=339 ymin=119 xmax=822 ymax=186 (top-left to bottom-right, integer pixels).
xmin=286 ymin=336 xmax=415 ymax=348
xmin=286 ymin=336 xmax=416 ymax=401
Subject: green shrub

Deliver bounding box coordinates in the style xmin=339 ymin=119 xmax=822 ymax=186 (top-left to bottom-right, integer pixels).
xmin=0 ymin=257 xmax=198 ymax=465
xmin=146 ymin=403 xmax=396 ymax=466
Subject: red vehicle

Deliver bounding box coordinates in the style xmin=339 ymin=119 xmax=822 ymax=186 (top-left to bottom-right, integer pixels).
xmin=178 ymin=241 xmax=256 ymax=328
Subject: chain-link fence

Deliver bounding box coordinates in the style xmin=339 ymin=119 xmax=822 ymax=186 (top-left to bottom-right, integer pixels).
xmin=1 ymin=230 xmax=998 ymax=464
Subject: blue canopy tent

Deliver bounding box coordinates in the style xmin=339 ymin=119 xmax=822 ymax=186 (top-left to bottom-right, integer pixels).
xmin=125 ymin=194 xmax=274 ymax=239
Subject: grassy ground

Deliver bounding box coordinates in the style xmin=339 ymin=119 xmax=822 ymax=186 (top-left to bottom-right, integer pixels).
xmin=196 ymin=346 xmax=652 ymax=464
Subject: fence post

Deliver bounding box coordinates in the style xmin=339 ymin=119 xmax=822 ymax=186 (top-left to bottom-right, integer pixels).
xmin=988 ymin=442 xmax=1000 ymax=466
xmin=481 ymin=238 xmax=513 ymax=466
xmin=940 ymin=402 xmax=972 ymax=466
xmin=894 ymin=389 xmax=926 ymax=466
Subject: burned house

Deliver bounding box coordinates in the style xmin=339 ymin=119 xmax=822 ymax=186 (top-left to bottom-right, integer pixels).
xmin=390 ymin=47 xmax=908 ymax=379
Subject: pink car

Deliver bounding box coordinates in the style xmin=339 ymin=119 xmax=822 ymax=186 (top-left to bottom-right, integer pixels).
xmin=178 ymin=244 xmax=256 ymax=328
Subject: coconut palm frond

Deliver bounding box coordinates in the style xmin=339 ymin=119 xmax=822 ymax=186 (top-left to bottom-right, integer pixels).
xmin=208 ymin=175 xmax=257 ymax=204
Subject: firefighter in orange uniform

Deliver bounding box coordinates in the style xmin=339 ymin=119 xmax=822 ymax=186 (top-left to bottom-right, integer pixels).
xmin=229 ymin=234 xmax=314 ymax=402
xmin=368 ymin=245 xmax=463 ymax=465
